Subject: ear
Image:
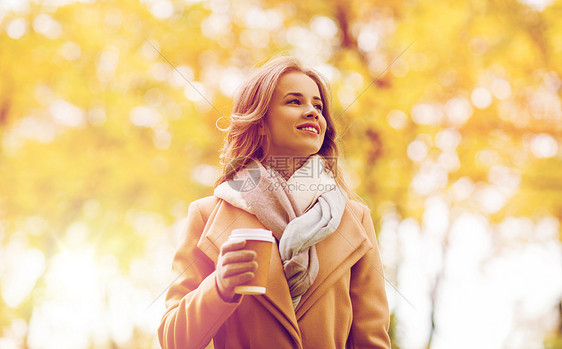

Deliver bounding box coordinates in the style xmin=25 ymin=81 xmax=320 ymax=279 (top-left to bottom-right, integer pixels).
xmin=258 ymin=122 xmax=270 ymax=156
xmin=258 ymin=121 xmax=268 ymax=136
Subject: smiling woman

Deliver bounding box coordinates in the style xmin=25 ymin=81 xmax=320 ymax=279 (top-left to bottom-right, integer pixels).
xmin=263 ymin=71 xmax=327 ymax=162
xmin=158 ymin=56 xmax=391 ymax=349
xmin=214 ymin=56 xmax=342 ymax=187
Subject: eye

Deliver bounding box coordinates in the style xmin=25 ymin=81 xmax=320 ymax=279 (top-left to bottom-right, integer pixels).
xmin=315 ymin=104 xmax=323 ymax=111
xmin=288 ymin=99 xmax=301 ymax=105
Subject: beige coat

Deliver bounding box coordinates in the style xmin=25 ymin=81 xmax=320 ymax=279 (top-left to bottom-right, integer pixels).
xmin=158 ymin=196 xmax=391 ymax=348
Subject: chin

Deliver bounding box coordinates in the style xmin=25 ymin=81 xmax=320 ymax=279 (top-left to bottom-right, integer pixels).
xmin=303 ymin=150 xmax=321 ymax=158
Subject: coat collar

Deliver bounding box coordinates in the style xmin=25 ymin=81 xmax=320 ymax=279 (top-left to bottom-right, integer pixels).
xmin=196 ymin=197 xmax=373 ymax=341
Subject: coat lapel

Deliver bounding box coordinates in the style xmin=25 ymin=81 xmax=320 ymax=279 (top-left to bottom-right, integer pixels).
xmin=196 ymin=199 xmax=302 ymax=343
xmin=294 ymin=201 xmax=373 ymax=319
xmin=196 ymin=198 xmax=372 ymax=336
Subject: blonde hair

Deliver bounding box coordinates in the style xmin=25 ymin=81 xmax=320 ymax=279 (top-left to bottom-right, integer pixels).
xmin=214 ymin=56 xmax=358 ymax=201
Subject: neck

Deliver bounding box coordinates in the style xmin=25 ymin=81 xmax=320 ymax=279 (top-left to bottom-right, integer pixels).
xmin=262 ymin=155 xmax=311 ymax=181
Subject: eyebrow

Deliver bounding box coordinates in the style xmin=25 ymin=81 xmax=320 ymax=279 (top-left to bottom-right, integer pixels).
xmin=284 ymin=92 xmax=323 ymax=102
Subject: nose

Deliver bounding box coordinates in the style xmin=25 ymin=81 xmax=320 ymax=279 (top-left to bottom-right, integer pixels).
xmin=305 ymin=105 xmax=320 ymax=120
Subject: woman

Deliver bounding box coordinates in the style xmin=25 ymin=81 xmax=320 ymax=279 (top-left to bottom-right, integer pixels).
xmin=158 ymin=56 xmax=391 ymax=348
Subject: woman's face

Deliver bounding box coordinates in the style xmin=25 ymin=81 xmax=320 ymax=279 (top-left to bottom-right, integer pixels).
xmin=263 ymin=71 xmax=327 ymax=159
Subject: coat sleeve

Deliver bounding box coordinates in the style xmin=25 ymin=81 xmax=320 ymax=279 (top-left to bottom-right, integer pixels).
xmin=158 ymin=200 xmax=242 ymax=349
xmin=347 ymin=205 xmax=391 ymax=349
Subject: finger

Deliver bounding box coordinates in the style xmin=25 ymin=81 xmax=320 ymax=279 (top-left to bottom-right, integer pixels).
xmin=222 ymin=261 xmax=258 ymax=278
xmin=220 ymin=239 xmax=246 ymax=254
xmin=222 ymin=250 xmax=257 ymax=265
xmin=223 ymin=271 xmax=255 ymax=289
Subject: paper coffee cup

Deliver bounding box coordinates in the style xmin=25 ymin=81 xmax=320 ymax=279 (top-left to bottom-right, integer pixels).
xmin=229 ymin=228 xmax=274 ymax=295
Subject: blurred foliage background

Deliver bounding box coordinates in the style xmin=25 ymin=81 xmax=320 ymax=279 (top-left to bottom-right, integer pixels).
xmin=1 ymin=0 xmax=562 ymax=348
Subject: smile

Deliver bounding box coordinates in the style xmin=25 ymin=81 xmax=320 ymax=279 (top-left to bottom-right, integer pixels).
xmin=297 ymin=126 xmax=319 ymax=135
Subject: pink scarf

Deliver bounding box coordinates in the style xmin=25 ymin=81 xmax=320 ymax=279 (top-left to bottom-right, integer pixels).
xmin=219 ymin=155 xmax=346 ymax=307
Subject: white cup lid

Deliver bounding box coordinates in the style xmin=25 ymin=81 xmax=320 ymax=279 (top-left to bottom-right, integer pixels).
xmin=229 ymin=228 xmax=275 ymax=242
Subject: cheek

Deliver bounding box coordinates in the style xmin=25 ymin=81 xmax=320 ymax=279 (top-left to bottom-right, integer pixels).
xmin=322 ymin=120 xmax=329 ymax=136
xmin=320 ymin=126 xmax=328 ymax=141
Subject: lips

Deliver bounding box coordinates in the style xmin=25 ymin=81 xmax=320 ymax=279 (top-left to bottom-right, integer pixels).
xmin=296 ymin=123 xmax=320 ymax=135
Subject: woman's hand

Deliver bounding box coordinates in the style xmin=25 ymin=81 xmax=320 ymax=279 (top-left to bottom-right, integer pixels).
xmin=216 ymin=239 xmax=257 ymax=302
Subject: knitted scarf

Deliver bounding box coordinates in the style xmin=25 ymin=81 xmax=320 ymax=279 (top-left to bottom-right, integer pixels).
xmin=214 ymin=155 xmax=347 ymax=308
